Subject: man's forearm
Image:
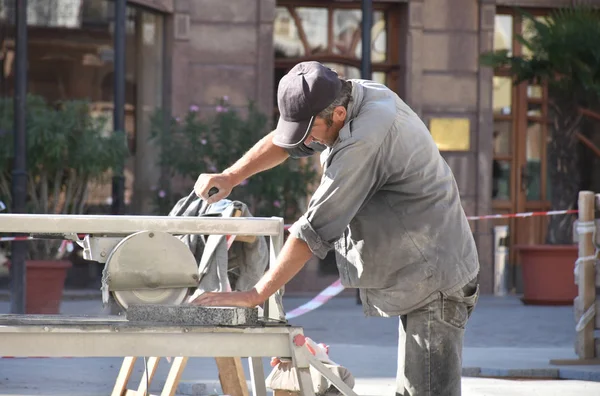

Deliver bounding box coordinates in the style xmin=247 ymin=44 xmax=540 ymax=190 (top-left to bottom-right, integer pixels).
xmin=254 ymin=236 xmax=313 ymax=302
xmin=224 ymin=131 xmax=289 ymax=186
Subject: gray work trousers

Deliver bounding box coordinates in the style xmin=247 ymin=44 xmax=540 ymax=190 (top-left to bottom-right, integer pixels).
xmin=396 ymin=278 xmax=479 ymax=396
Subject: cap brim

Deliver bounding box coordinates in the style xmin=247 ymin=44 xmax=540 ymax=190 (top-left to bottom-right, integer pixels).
xmin=272 ymin=116 xmax=315 ymax=149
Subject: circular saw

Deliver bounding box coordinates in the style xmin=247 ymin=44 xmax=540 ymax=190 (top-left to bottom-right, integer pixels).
xmin=105 ymin=230 xmax=199 ymax=310
xmin=103 ymin=189 xmax=218 ymax=311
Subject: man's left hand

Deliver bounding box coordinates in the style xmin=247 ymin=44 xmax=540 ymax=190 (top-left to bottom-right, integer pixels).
xmin=189 ymin=289 xmax=263 ymax=308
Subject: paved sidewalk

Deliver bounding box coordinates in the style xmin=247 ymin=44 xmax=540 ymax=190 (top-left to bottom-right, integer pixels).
xmin=1 ymin=294 xmax=600 ymax=395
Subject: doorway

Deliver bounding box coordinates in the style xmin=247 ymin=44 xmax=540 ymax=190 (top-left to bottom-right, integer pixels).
xmin=492 ymin=8 xmax=552 ymax=291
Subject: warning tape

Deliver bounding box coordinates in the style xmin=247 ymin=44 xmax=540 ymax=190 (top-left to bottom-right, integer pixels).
xmin=465 ymin=209 xmax=578 ymax=221
xmin=285 ymin=279 xmax=345 ymax=320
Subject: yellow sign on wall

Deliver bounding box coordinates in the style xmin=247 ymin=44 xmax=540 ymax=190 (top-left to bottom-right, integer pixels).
xmin=429 ymin=118 xmax=471 ymax=151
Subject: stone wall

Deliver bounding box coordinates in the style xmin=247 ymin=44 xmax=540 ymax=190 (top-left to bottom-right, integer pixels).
xmin=170 ymin=0 xmax=275 ymax=117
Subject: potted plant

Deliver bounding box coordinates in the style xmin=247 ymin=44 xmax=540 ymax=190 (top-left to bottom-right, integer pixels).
xmin=0 ymin=95 xmax=128 ymax=313
xmin=480 ymin=6 xmax=600 ymax=304
xmin=149 ymin=97 xmax=318 ymax=222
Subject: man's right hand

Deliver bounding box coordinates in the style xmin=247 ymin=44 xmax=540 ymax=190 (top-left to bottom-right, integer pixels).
xmin=194 ymin=173 xmax=235 ymax=204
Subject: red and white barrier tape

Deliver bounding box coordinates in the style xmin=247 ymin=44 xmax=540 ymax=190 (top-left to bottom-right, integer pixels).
xmin=465 ymin=209 xmax=578 ymax=221
xmin=0 ymin=236 xmax=35 ymax=242
xmin=285 ymin=279 xmax=345 ymax=320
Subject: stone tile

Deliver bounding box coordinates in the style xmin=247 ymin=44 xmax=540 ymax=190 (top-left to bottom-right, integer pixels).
xmin=422 ymin=32 xmax=479 ymax=72
xmin=189 ymin=23 xmax=257 ymax=64
xmin=422 ymin=74 xmax=478 ymax=109
xmin=423 ymin=0 xmax=478 ymax=31
xmin=189 ymin=0 xmax=258 ymax=23
xmin=189 ymin=64 xmax=257 ymax=107
xmin=126 ymin=304 xmax=260 ymax=326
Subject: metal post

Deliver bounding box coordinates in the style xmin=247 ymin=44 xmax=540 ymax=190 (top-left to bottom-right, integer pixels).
xmin=112 ymin=0 xmax=126 ymax=215
xmin=10 ymin=0 xmax=28 ymax=314
xmin=361 ymin=0 xmax=372 ymax=80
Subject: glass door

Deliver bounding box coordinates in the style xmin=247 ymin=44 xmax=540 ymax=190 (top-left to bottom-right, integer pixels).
xmin=493 ymin=9 xmax=551 ymax=290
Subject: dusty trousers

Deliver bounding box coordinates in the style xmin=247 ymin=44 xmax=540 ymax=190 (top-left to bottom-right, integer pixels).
xmin=396 ymin=278 xmax=479 ymax=396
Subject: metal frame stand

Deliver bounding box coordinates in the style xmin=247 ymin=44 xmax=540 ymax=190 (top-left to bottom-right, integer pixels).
xmin=0 ymin=213 xmax=359 ymax=396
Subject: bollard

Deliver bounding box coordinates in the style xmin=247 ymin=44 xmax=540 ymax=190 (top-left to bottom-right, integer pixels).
xmin=493 ymin=225 xmax=509 ymax=296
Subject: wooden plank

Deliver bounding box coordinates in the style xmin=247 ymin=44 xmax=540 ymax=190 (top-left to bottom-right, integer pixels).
xmin=576 ymin=191 xmax=596 ymax=359
xmin=111 ymin=357 xmax=137 ymax=396
xmin=215 ymin=357 xmax=250 ymax=396
xmin=232 ymin=209 xmax=257 ymax=244
xmin=160 ymin=357 xmax=189 ymax=396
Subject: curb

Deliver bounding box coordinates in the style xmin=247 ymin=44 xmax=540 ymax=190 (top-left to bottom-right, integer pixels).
xmin=462 ymin=366 xmax=600 ymax=382
xmin=175 ymin=367 xmax=600 ymax=395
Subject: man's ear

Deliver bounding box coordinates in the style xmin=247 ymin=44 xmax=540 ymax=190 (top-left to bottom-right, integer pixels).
xmin=333 ymin=106 xmax=347 ymax=123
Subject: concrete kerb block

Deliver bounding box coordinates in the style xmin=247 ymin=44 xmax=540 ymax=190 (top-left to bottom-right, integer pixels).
xmin=125 ymin=305 xmax=260 ymax=326
xmin=559 ymin=368 xmax=600 ymax=382
xmin=462 ymin=367 xmax=560 ymax=380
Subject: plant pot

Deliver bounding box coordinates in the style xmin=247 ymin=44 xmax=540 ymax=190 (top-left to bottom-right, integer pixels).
xmin=516 ymin=244 xmax=578 ymax=305
xmin=5 ymin=260 xmax=72 ymax=314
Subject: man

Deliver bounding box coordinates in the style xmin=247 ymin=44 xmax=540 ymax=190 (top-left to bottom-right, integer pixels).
xmin=192 ymin=61 xmax=480 ymax=396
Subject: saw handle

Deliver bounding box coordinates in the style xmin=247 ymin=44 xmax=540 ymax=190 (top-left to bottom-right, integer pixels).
xmin=174 ymin=187 xmax=219 ymax=217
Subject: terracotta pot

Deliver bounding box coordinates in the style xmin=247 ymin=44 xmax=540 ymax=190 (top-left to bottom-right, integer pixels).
xmin=5 ymin=260 xmax=72 ymax=314
xmin=516 ymin=245 xmax=578 ymax=305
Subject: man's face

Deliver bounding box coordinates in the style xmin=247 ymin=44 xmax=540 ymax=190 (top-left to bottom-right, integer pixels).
xmin=304 ymin=106 xmax=347 ymax=148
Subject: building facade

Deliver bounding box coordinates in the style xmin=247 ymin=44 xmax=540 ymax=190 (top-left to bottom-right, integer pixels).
xmin=1 ymin=0 xmax=586 ymax=294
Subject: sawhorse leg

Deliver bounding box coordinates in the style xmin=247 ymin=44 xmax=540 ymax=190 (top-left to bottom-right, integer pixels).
xmin=111 ymin=356 xmax=188 ymax=396
xmin=248 ymin=357 xmax=268 ymax=396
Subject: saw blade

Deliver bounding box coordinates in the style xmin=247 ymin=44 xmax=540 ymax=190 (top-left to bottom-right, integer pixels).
xmin=112 ymin=287 xmax=190 ymax=310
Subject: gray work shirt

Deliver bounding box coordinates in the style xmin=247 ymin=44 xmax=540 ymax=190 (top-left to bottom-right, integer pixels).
xmin=286 ymin=79 xmax=480 ymax=317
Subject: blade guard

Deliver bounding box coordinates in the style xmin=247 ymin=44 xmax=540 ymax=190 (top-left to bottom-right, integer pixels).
xmin=102 ymin=230 xmax=199 ymax=304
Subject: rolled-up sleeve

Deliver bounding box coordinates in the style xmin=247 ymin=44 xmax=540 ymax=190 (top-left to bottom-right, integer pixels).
xmin=289 ymin=140 xmax=384 ymax=259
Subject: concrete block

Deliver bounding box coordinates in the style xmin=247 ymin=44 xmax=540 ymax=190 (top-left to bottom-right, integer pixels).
xmin=422 ymin=74 xmax=478 ymax=109
xmin=423 ymin=0 xmax=478 ymax=31
xmin=190 ymin=0 xmax=257 ymax=23
xmin=189 ymin=64 xmax=256 ymax=107
xmin=260 ymin=0 xmax=275 ymax=23
xmin=479 ymin=367 xmax=559 ymax=379
xmin=126 ymin=304 xmax=259 ymax=326
xmin=422 ymin=32 xmax=479 ymax=73
xmin=559 ymin=368 xmax=600 ymax=382
xmin=189 ymin=23 xmax=257 ymax=64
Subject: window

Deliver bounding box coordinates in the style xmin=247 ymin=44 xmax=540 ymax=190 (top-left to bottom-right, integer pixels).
xmin=0 ymin=0 xmax=165 ymax=211
xmin=274 ymin=1 xmax=402 ymax=116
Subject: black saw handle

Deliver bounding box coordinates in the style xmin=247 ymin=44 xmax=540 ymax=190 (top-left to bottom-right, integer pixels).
xmin=174 ymin=187 xmax=219 ymax=217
